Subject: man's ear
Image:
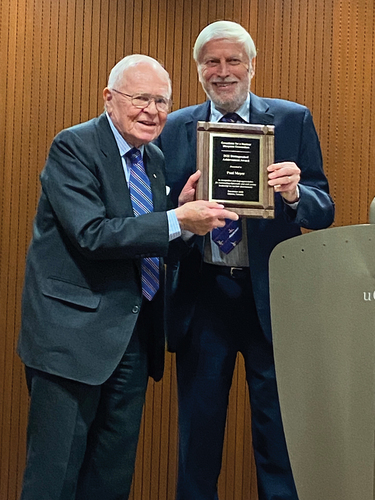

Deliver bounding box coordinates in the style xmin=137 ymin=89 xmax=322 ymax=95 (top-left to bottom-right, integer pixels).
xmin=103 ymin=87 xmax=113 ymax=110
xmin=250 ymin=57 xmax=256 ymax=79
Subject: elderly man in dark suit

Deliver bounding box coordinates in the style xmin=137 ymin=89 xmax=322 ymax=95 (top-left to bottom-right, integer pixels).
xmin=156 ymin=21 xmax=335 ymax=500
xmin=17 ymin=53 xmax=238 ymax=500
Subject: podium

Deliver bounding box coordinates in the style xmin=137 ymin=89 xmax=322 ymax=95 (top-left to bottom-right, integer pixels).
xmin=269 ymin=224 xmax=375 ymax=500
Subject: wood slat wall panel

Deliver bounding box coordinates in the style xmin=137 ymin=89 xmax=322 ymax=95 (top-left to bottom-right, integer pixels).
xmin=1 ymin=1 xmax=374 ymax=499
xmin=326 ymin=0 xmax=375 ymax=227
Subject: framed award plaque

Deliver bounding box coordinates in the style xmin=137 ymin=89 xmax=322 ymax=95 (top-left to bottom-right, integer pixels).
xmin=196 ymin=121 xmax=275 ymax=218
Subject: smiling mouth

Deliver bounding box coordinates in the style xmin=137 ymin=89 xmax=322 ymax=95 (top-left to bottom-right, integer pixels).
xmin=138 ymin=121 xmax=157 ymax=127
xmin=212 ymin=82 xmax=237 ymax=89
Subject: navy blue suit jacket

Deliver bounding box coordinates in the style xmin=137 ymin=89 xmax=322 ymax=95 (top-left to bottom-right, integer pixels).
xmin=156 ymin=93 xmax=335 ymax=350
xmin=18 ymin=113 xmax=169 ymax=384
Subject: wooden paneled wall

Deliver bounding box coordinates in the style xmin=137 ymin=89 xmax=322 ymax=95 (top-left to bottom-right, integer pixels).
xmin=1 ymin=1 xmax=374 ymax=499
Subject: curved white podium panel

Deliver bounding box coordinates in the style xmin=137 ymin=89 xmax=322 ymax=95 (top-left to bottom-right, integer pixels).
xmin=269 ymin=225 xmax=375 ymax=500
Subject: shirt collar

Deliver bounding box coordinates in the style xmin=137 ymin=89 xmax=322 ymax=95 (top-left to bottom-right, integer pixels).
xmin=210 ymin=94 xmax=250 ymax=123
xmin=106 ymin=112 xmax=145 ymax=157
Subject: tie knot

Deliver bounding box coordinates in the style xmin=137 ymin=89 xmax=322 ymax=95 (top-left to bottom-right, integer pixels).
xmin=220 ymin=113 xmax=244 ymax=123
xmin=126 ymin=147 xmax=142 ymax=164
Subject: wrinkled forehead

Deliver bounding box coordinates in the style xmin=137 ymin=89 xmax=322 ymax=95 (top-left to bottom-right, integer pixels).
xmin=120 ymin=62 xmax=171 ymax=97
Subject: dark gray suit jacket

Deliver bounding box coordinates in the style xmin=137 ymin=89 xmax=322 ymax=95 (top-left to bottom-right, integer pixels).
xmin=18 ymin=113 xmax=169 ymax=384
xmin=156 ymin=93 xmax=335 ymax=350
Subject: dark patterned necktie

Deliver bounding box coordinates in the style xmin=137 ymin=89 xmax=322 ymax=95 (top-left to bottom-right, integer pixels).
xmin=211 ymin=113 xmax=244 ymax=254
xmin=126 ymin=148 xmax=159 ymax=300
xmin=220 ymin=112 xmax=245 ymax=123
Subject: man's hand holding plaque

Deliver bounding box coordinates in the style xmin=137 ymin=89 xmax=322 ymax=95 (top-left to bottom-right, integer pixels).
xmin=175 ymin=170 xmax=239 ymax=236
xmin=267 ymin=162 xmax=301 ymax=204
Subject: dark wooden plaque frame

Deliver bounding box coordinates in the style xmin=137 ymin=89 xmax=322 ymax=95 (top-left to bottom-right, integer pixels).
xmin=196 ymin=121 xmax=275 ymax=218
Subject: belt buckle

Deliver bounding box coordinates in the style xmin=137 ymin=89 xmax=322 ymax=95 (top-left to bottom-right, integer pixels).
xmin=230 ymin=267 xmax=243 ymax=278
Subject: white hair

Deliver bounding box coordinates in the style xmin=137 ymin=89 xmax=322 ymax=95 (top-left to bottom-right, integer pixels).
xmin=193 ymin=20 xmax=257 ymax=63
xmin=107 ymin=54 xmax=172 ymax=97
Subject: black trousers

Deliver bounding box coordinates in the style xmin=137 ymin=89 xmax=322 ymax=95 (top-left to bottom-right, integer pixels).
xmin=176 ymin=263 xmax=299 ymax=500
xmin=20 ymin=327 xmax=149 ymax=500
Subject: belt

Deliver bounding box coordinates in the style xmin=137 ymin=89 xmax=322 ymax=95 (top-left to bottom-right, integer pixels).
xmin=203 ymin=263 xmax=250 ymax=280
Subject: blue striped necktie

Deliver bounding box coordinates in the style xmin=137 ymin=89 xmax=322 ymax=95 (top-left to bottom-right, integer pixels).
xmin=212 ymin=113 xmax=243 ymax=254
xmin=126 ymin=148 xmax=159 ymax=301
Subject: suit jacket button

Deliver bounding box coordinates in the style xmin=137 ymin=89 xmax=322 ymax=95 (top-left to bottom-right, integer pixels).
xmin=132 ymin=305 xmax=140 ymax=314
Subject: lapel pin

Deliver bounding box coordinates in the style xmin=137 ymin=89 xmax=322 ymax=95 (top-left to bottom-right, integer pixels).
xmin=153 ymin=173 xmax=157 ymax=178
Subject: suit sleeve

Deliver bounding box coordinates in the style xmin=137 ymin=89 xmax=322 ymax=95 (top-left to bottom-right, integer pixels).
xmin=40 ymin=128 xmax=170 ymax=260
xmin=283 ymin=107 xmax=335 ymax=230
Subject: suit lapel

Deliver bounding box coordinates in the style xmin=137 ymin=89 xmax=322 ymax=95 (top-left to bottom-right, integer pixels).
xmin=183 ymin=101 xmax=211 ymax=157
xmin=249 ymin=92 xmax=274 ymax=125
xmin=96 ymin=114 xmax=167 ymax=214
xmin=96 ymin=113 xmax=134 ymax=215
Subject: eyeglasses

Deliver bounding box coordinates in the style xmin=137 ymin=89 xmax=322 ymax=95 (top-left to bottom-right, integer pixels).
xmin=111 ymin=89 xmax=172 ymax=113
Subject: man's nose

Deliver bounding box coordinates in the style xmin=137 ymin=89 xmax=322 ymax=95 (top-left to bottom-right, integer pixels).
xmin=216 ymin=61 xmax=231 ymax=77
xmin=143 ymin=99 xmax=158 ymax=113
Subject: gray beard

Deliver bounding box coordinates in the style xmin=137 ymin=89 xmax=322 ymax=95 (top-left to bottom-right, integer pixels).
xmin=203 ymin=89 xmax=249 ymax=114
